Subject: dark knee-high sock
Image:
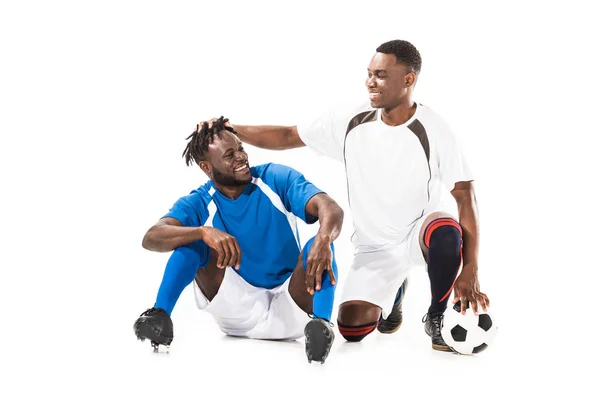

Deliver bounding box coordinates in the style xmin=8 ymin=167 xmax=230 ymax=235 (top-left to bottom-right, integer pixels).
xmin=303 ymin=236 xmax=338 ymax=322
xmin=154 ymin=242 xmax=208 ymax=315
xmin=425 ymin=218 xmax=462 ymax=314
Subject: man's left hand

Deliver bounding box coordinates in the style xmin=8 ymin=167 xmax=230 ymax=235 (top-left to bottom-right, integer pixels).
xmin=305 ymin=235 xmax=336 ymax=295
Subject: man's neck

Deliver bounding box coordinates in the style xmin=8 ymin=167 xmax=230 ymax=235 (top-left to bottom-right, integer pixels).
xmin=381 ymin=98 xmax=416 ymax=126
xmin=213 ymin=182 xmax=247 ymax=200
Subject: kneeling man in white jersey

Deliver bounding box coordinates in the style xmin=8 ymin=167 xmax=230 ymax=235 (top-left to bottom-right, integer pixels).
xmin=202 ymin=40 xmax=490 ymax=351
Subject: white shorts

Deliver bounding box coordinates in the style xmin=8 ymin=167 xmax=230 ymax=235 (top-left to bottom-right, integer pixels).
xmin=193 ymin=268 xmax=310 ymax=340
xmin=340 ymin=212 xmax=431 ymax=319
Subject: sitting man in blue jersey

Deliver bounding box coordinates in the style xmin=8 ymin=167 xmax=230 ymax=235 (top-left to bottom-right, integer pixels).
xmin=133 ymin=117 xmax=344 ymax=363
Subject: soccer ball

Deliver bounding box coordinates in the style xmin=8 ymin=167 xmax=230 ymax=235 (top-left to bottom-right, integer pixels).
xmin=441 ymin=302 xmax=498 ymax=355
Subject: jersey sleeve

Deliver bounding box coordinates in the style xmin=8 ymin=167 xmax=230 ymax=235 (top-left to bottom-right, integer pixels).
xmin=436 ymin=122 xmax=475 ymax=192
xmin=296 ymin=106 xmax=351 ymax=163
xmin=162 ymin=192 xmax=206 ymax=227
xmin=262 ymin=164 xmax=324 ymax=224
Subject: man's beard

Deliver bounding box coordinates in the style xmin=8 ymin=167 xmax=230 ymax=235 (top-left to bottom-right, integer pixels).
xmin=211 ymin=166 xmax=251 ymax=187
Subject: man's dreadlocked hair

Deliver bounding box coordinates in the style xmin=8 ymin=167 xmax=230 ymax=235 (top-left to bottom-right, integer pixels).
xmin=182 ymin=116 xmax=239 ymax=166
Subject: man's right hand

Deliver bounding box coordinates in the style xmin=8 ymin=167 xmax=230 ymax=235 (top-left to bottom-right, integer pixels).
xmin=196 ymin=117 xmax=232 ymax=132
xmin=200 ymin=227 xmax=241 ymax=269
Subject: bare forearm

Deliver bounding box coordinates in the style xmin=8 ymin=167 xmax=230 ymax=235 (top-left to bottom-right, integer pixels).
xmin=315 ymin=201 xmax=344 ymax=243
xmin=232 ymin=125 xmax=304 ymax=150
xmin=142 ymin=225 xmax=205 ymax=253
xmin=457 ymin=193 xmax=479 ymax=274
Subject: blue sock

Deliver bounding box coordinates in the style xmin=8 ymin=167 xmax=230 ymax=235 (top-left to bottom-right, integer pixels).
xmin=302 ymin=236 xmax=338 ymax=322
xmin=393 ymin=284 xmax=404 ymax=306
xmin=154 ymin=241 xmax=209 ymax=315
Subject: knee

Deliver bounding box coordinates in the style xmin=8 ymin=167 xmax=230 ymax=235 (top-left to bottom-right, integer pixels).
xmin=337 ymin=301 xmax=380 ymax=342
xmin=170 ymin=242 xmax=209 ymax=269
xmin=338 ymin=321 xmax=378 ymax=342
xmin=425 ymin=218 xmax=462 ymax=257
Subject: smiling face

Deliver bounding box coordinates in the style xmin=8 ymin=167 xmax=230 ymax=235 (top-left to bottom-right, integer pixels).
xmin=365 ymin=52 xmax=416 ymax=109
xmin=200 ymin=130 xmax=251 ymax=187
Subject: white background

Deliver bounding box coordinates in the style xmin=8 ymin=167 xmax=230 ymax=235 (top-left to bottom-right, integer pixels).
xmin=1 ymin=0 xmax=598 ymax=398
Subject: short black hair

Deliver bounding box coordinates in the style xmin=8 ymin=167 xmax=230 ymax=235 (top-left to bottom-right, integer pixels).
xmin=182 ymin=116 xmax=238 ymax=166
xmin=376 ymin=40 xmax=422 ymax=74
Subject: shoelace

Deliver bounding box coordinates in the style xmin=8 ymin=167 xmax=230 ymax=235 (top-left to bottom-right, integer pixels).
xmin=422 ymin=313 xmax=444 ymax=331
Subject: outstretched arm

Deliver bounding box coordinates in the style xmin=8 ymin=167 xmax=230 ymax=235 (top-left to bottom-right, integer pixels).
xmin=303 ymin=193 xmax=344 ymax=293
xmin=199 ymin=118 xmax=305 ymax=150
xmin=230 ymin=124 xmax=305 ymax=150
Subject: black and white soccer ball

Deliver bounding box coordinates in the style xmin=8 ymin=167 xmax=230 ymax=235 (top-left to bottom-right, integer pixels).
xmin=441 ymin=302 xmax=498 ymax=355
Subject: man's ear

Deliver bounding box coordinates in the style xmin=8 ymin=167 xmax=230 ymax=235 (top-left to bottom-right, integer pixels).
xmin=199 ymin=161 xmax=211 ymax=177
xmin=405 ymin=71 xmax=416 ymax=87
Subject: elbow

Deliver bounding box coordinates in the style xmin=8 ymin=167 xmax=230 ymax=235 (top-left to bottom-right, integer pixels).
xmin=451 ymin=181 xmax=475 ymax=203
xmin=323 ymin=196 xmax=344 ymax=221
xmin=336 ymin=205 xmax=345 ymax=223
xmin=142 ymin=227 xmax=163 ymax=251
xmin=329 ymin=202 xmax=345 ymax=225
xmin=141 ymin=231 xmax=153 ymax=251
xmin=280 ymin=126 xmax=303 ymax=150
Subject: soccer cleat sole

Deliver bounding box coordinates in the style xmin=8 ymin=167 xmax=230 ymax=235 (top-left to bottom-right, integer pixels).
xmin=432 ymin=343 xmax=453 ymax=352
xmin=134 ymin=320 xmax=173 ymax=352
xmin=304 ymin=320 xmax=334 ymax=364
xmin=377 ymin=320 xmax=403 ymax=334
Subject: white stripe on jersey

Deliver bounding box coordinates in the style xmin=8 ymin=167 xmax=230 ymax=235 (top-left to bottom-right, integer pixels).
xmin=252 ymin=177 xmax=301 ymax=249
xmin=205 ymin=186 xmax=217 ymax=227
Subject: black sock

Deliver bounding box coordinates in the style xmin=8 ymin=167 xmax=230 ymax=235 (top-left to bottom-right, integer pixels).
xmin=425 ymin=219 xmax=462 ymax=314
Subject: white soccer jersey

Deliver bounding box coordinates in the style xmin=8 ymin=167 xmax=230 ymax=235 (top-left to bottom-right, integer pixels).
xmin=298 ymin=101 xmax=474 ymax=247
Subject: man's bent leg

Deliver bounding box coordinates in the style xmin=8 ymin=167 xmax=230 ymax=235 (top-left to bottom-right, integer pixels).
xmin=418 ymin=211 xmax=462 ymax=351
xmin=288 ymin=236 xmax=338 ymax=320
xmin=134 ymin=241 xmax=216 ymax=351
xmin=194 ymin=249 xmax=225 ymax=302
xmin=337 ymin=301 xmax=381 ymax=342
xmin=155 ymin=241 xmax=212 ymax=315
xmin=288 ymin=236 xmax=338 ymax=363
xmin=336 ymin=245 xmax=409 ymax=343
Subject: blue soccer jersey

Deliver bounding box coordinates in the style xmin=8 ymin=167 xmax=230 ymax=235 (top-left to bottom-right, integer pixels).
xmin=163 ymin=163 xmax=323 ymax=289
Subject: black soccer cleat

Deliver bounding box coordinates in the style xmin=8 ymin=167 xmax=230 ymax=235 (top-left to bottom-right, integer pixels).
xmin=134 ymin=307 xmax=174 ymax=352
xmin=304 ymin=318 xmax=335 ymax=364
xmin=422 ymin=311 xmax=452 ymax=352
xmin=377 ymin=278 xmax=409 ymax=334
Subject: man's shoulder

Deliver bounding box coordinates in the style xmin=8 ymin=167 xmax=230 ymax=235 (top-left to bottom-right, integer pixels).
xmin=177 ymin=181 xmax=214 ymax=206
xmin=251 ymin=162 xmax=302 ymax=179
xmin=416 ymin=103 xmax=451 ymax=129
xmin=334 ymin=100 xmax=375 ymax=124
xmin=304 ymin=98 xmax=373 ymax=126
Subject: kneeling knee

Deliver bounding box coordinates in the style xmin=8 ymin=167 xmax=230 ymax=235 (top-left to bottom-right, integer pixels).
xmin=426 ymin=218 xmax=462 ymax=256
xmin=337 ymin=320 xmax=378 ymax=342
xmin=337 ymin=301 xmax=381 ymax=342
